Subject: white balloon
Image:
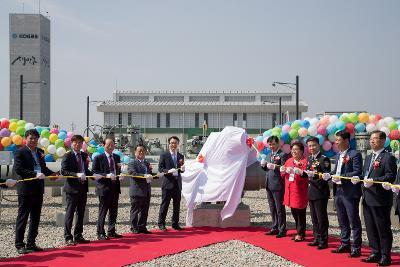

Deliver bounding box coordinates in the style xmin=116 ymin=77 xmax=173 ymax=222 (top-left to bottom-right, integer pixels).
xmin=328 ymin=134 xmax=336 ymax=142
xmin=377 ymin=119 xmax=386 ymax=129
xmin=25 ymin=123 xmax=35 ymax=130
xmin=308 ymin=126 xmax=318 ymax=136
xmin=56 ymin=147 xmax=66 ymax=157
xmin=310 ymin=118 xmax=319 ymax=127
xmin=10 ymin=132 xmax=16 ymax=138
xmin=384 ymin=117 xmax=394 ymax=125
xmin=329 ymin=115 xmax=339 ymax=124
xmin=366 ymin=123 xmax=377 ymax=133
xmin=47 ymin=144 xmax=56 ymax=154
xmin=56 ymin=158 xmax=63 ymax=162
xmin=40 ymin=138 xmax=50 ymax=147
xmin=380 ymin=126 xmax=390 ymax=135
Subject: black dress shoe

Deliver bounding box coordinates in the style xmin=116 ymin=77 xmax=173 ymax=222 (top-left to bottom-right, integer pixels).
xmin=17 ymin=247 xmax=28 ymax=255
xmin=361 ymin=253 xmax=381 ymax=263
xmin=139 ymin=229 xmax=152 ymax=234
xmin=265 ymin=229 xmax=279 ymax=235
xmin=97 ymin=234 xmax=109 ymax=240
xmin=131 ymin=229 xmax=140 ymax=234
xmin=276 ymin=232 xmax=286 ymax=238
xmin=159 ymin=225 xmax=167 ymax=231
xmin=74 ymin=236 xmax=90 ymax=244
xmin=377 ymin=256 xmax=391 ymax=266
xmin=26 ymin=245 xmax=44 ymax=252
xmin=172 ymin=225 xmax=184 ymax=231
xmin=349 ymin=249 xmax=361 ymax=258
xmin=65 ymin=239 xmax=76 ymax=246
xmin=308 ymin=240 xmax=319 ymax=247
xmin=331 ymin=245 xmax=351 ymax=254
xmin=317 ymin=244 xmax=328 ymax=250
xmin=108 ymin=233 xmax=123 ymax=238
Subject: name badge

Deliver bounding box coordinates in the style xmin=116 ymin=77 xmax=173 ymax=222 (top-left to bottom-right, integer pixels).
xmin=289 ymin=174 xmax=295 ymax=182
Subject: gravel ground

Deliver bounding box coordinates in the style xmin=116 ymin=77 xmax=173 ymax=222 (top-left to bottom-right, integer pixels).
xmin=0 ymin=187 xmax=399 ymax=264
xmin=127 ymin=240 xmax=301 ymax=267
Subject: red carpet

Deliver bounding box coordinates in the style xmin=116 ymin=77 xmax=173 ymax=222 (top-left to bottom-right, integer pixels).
xmin=0 ymin=227 xmax=399 ymax=267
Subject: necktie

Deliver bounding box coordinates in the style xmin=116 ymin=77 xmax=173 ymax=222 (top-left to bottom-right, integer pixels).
xmin=368 ymin=153 xmax=377 ymax=173
xmin=77 ymin=153 xmax=83 ymax=172
xmin=109 ymin=155 xmax=115 ymax=173
xmin=172 ymin=153 xmax=177 ymax=166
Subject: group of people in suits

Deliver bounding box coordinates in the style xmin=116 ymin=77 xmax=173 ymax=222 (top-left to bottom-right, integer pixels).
xmin=261 ymin=130 xmax=398 ymax=266
xmin=8 ymin=130 xmax=185 ymax=255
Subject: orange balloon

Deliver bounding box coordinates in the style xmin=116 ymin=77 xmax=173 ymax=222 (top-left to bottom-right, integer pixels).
xmin=358 ymin=113 xmax=369 ymax=123
xmin=12 ymin=135 xmax=23 ymax=145
xmin=1 ymin=137 xmax=12 ymax=147
xmin=84 ymin=136 xmax=90 ymax=143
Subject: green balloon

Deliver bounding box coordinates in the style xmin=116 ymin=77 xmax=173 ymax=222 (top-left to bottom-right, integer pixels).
xmin=17 ymin=120 xmax=26 ymax=127
xmin=87 ymin=145 xmax=97 ymax=154
xmin=16 ymin=126 xmax=25 ymax=136
xmin=340 ymin=114 xmax=349 ymax=123
xmin=40 ymin=129 xmax=50 ymax=138
xmin=390 ymin=140 xmax=400 ymax=151
xmin=291 ymin=121 xmax=301 ymax=130
xmin=348 ymin=113 xmax=358 ymax=123
xmin=388 ymin=122 xmax=398 ymax=130
xmin=9 ymin=118 xmax=18 ymax=123
xmin=55 ymin=139 xmax=64 ymax=148
xmin=272 ymin=127 xmax=282 ymax=133
xmin=289 ymin=129 xmax=299 ymax=139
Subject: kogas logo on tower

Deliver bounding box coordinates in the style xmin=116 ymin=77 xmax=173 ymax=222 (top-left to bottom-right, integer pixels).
xmin=11 ymin=33 xmax=38 ymax=39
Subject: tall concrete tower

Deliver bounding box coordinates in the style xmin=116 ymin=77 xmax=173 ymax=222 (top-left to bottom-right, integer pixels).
xmin=9 ymin=14 xmax=50 ymax=126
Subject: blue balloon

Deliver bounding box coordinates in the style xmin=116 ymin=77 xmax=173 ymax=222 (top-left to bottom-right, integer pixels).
xmin=35 ymin=127 xmax=43 ymax=134
xmin=123 ymin=155 xmax=131 ymax=164
xmin=335 ymin=121 xmax=346 ymax=131
xmin=355 ymin=123 xmax=366 ymax=133
xmin=89 ymin=140 xmax=97 ymax=146
xmin=263 ymin=130 xmax=272 ymax=138
xmin=281 ymin=132 xmax=289 ymax=142
xmin=316 ymin=134 xmax=324 ymax=145
xmin=92 ymin=152 xmax=100 ymax=161
xmin=327 ymin=124 xmax=337 ymax=135
xmin=58 ymin=132 xmax=67 ymax=140
xmin=44 ymin=154 xmax=54 ymax=162
xmin=97 ymin=146 xmax=105 ymax=154
xmin=301 ymin=120 xmax=310 ymax=128
xmin=385 ymin=137 xmax=390 ymax=147
xmin=323 ymin=149 xmax=336 ymax=158
xmin=262 ymin=147 xmax=271 ymax=155
xmin=5 ymin=144 xmax=17 ymax=152
xmin=256 ymin=136 xmax=263 ymax=142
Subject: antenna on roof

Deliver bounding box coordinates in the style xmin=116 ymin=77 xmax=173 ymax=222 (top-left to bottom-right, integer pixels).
xmin=38 ymin=0 xmax=41 ymax=14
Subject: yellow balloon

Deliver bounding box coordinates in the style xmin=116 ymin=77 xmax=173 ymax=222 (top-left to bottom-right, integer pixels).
xmin=358 ymin=112 xmax=369 ymax=124
xmin=9 ymin=122 xmax=17 ymax=132
xmin=1 ymin=137 xmax=12 ymax=147
xmin=49 ymin=133 xmax=58 ymax=144
xmin=84 ymin=136 xmax=90 ymax=143
xmin=43 ymin=147 xmax=48 ymax=154
xmin=12 ymin=135 xmax=23 ymax=145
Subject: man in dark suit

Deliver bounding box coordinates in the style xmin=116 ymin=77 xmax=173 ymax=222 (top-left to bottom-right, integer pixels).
xmin=61 ymin=135 xmax=93 ymax=245
xmin=14 ymin=129 xmax=57 ymax=254
xmin=305 ymin=137 xmax=331 ymax=250
xmin=322 ymin=130 xmax=363 ymax=257
xmin=158 ymin=136 xmax=185 ymax=231
xmin=392 ymin=167 xmax=400 ymax=223
xmin=260 ymin=135 xmax=288 ymax=238
xmin=92 ymin=138 xmax=122 ymax=240
xmin=361 ymin=130 xmax=397 ymax=266
xmin=128 ymin=144 xmax=154 ymax=234
xmin=0 ymin=178 xmax=17 ymax=188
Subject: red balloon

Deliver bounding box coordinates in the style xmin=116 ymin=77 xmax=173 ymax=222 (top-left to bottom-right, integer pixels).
xmin=0 ymin=143 xmax=3 ymax=151
xmin=389 ymin=130 xmax=400 ymax=140
xmin=345 ymin=123 xmax=355 ymax=134
xmin=375 ymin=115 xmax=382 ymax=121
xmin=257 ymin=141 xmax=264 ymax=151
xmin=0 ymin=120 xmax=10 ymax=129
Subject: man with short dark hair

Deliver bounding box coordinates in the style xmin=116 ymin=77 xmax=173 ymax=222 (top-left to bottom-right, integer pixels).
xmin=61 ymin=134 xmax=93 ymax=245
xmin=260 ymin=135 xmax=288 ymax=238
xmin=14 ymin=129 xmax=57 ymax=254
xmin=361 ymin=130 xmax=397 ymax=266
xmin=128 ymin=144 xmax=154 ymax=234
xmin=305 ymin=137 xmax=331 ymax=250
xmin=158 ymin=136 xmax=185 ymax=231
xmin=92 ymin=138 xmax=122 ymax=240
xmin=322 ymin=130 xmax=363 ymax=257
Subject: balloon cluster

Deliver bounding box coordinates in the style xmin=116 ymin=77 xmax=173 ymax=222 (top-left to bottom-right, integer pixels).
xmin=254 ymin=113 xmax=400 ymax=160
xmin=0 ymin=118 xmax=132 ymax=163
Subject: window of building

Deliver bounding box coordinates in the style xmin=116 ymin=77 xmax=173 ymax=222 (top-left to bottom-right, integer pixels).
xmin=128 ymin=113 xmax=132 ymax=125
xmin=204 ymin=113 xmax=208 ymax=124
xmin=233 ymin=113 xmax=238 ymax=127
xmin=195 ymin=113 xmax=199 ymax=128
xmin=272 ymin=113 xmax=277 ymax=127
xmin=157 ymin=113 xmax=161 ymax=128
xmin=225 ymin=96 xmax=255 ymax=102
xmin=118 ymin=113 xmax=122 ymax=125
xmin=189 ymin=96 xmax=220 ymax=102
xmin=166 ymin=113 xmax=170 ymax=128
xmin=154 ymin=96 xmax=184 ymax=102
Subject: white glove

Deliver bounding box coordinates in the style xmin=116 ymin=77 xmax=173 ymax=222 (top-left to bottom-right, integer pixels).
xmin=36 ymin=172 xmax=45 ymax=179
xmin=305 ymin=170 xmax=316 ymax=177
xmin=260 ymin=159 xmax=267 ymax=167
xmin=332 ymin=176 xmax=341 ymax=184
xmin=5 ymin=179 xmax=17 ymax=188
xmin=145 ymin=174 xmax=153 ymax=183
xmin=351 ymin=176 xmax=360 ymax=185
xmin=172 ymin=170 xmax=179 ymax=177
xmin=293 ymin=167 xmax=303 ymax=175
xmin=322 ymin=173 xmax=331 ymax=181
xmin=363 ymin=178 xmax=374 ymax=188
xmin=285 ymin=167 xmax=294 ymax=174
xmin=121 ymin=164 xmax=128 ymax=174
xmin=280 ymin=166 xmax=286 ymax=173
xmin=168 ymin=168 xmax=177 ymax=174
xmin=118 ymin=175 xmax=125 ymax=181
xmin=267 ymin=163 xmax=276 ymax=170
xmin=382 ymin=182 xmax=392 ymax=191
xmin=94 ymin=174 xmax=103 ymax=180
xmin=391 ymin=185 xmax=400 ymax=195
xmin=158 ymin=172 xmax=165 ymax=178
xmin=77 ymin=173 xmax=86 ymax=181
xmin=106 ymin=173 xmax=116 ymax=180
xmin=180 ymin=165 xmax=185 ymax=172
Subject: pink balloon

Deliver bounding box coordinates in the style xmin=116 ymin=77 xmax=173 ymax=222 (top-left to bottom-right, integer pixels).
xmin=332 ymin=143 xmax=339 ymax=153
xmin=319 ymin=116 xmax=330 ymax=127
xmin=303 ymin=146 xmax=309 ymax=157
xmin=322 ymin=141 xmax=332 ymax=151
xmin=67 ymin=131 xmax=74 ymax=138
xmin=50 ymin=128 xmax=59 ymax=134
xmin=282 ymin=144 xmax=291 ymax=154
xmin=263 ymin=137 xmax=269 ymax=146
xmin=282 ymin=124 xmax=291 ymax=133
xmin=82 ymin=142 xmax=87 ymax=151
xmin=64 ymin=137 xmax=71 ymax=147
xmin=298 ymin=127 xmax=308 ymax=137
xmin=317 ymin=126 xmax=327 ymax=136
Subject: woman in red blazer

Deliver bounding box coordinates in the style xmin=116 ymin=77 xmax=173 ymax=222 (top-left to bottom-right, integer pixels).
xmin=281 ymin=141 xmax=309 ymax=242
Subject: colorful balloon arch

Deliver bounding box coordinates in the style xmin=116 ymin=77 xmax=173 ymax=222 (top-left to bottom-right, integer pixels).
xmin=0 ymin=118 xmax=132 ymax=164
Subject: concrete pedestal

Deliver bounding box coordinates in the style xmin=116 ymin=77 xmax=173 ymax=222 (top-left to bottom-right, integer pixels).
xmin=191 ymin=203 xmax=250 ymax=228
xmin=56 ymin=208 xmax=89 ymax=227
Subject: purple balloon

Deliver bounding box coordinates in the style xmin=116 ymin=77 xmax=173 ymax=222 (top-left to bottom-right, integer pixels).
xmin=0 ymin=128 xmax=11 ymax=137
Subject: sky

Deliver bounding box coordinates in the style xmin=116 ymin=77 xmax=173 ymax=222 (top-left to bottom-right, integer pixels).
xmin=1 ymin=0 xmax=399 ymax=133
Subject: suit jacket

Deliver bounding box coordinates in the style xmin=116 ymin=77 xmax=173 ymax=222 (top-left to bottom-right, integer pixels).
xmin=127 ymin=158 xmax=153 ymax=197
xmin=158 ymin=151 xmax=184 ymax=191
xmin=261 ymin=149 xmax=288 ymax=191
xmin=61 ymin=150 xmax=93 ymax=194
xmin=331 ymin=149 xmax=363 ymax=199
xmin=13 ymin=146 xmax=54 ymax=195
xmin=307 ymin=153 xmax=331 ymax=200
xmin=0 ymin=179 xmax=7 ymax=189
xmin=362 ymin=150 xmax=397 ymax=207
xmin=394 ymin=166 xmax=400 ymax=215
xmin=92 ymin=153 xmax=121 ymax=196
